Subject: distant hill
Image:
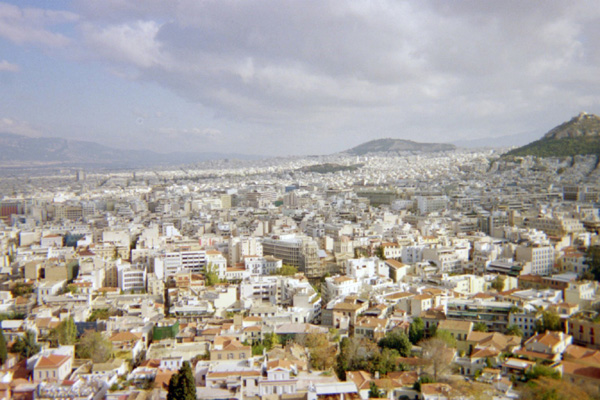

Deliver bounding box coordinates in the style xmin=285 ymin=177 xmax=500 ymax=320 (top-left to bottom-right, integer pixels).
xmin=0 ymin=132 xmax=260 ymax=170
xmin=504 ymin=112 xmax=600 ymax=158
xmin=342 ymin=138 xmax=455 ymax=155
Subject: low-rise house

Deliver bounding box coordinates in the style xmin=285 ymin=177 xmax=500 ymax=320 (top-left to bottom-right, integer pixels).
xmin=516 ymin=331 xmax=572 ymax=362
xmin=258 ymin=359 xmax=298 ymax=396
xmin=32 ymin=346 xmax=74 ymax=383
xmin=354 ymin=317 xmax=389 ymax=341
xmin=210 ymin=336 xmax=251 ymax=361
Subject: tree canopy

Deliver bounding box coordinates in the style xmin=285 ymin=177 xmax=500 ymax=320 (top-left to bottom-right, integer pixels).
xmin=12 ymin=330 xmax=40 ymax=359
xmin=167 ymin=361 xmax=196 ymax=400
xmin=378 ymin=329 xmax=411 ymax=357
xmin=0 ymin=330 xmax=7 ymax=365
xmin=50 ymin=317 xmax=77 ymax=345
xmin=408 ymin=317 xmax=425 ymax=344
xmin=535 ymin=310 xmax=562 ymax=333
xmin=76 ymin=331 xmax=113 ymax=363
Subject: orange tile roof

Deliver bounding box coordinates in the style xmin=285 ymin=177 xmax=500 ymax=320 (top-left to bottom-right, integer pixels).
xmin=36 ymin=354 xmax=70 ymax=369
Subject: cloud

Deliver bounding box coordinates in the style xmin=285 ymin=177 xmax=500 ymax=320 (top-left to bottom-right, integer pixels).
xmin=0 ymin=117 xmax=40 ymax=137
xmin=0 ymin=60 xmax=18 ymax=72
xmin=156 ymin=127 xmax=222 ymax=138
xmin=81 ymin=20 xmax=162 ymax=68
xmin=0 ymin=2 xmax=78 ymax=47
xmin=9 ymin=1 xmax=600 ymax=154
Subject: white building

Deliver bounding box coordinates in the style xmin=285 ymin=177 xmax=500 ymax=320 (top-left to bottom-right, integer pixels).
xmin=515 ymin=244 xmax=555 ymax=276
xmin=117 ymin=262 xmax=147 ymax=292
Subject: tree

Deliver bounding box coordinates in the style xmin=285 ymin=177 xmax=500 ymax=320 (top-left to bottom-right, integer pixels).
xmin=420 ymin=337 xmax=455 ymax=381
xmin=336 ymin=337 xmax=379 ymax=379
xmin=408 ymin=317 xmax=425 ymax=344
xmin=535 ymin=310 xmax=562 ymax=333
xmin=524 ymin=364 xmax=560 ymax=381
xmin=12 ymin=330 xmax=40 ymax=359
xmin=505 ymin=325 xmax=523 ymax=337
xmin=204 ymin=263 xmax=222 ymax=286
xmin=520 ymin=377 xmax=591 ymax=400
xmin=167 ymin=361 xmax=196 ymax=400
xmin=370 ymin=348 xmax=401 ymax=375
xmin=0 ymin=330 xmax=7 ymax=365
xmin=305 ymin=333 xmax=336 ymax=370
xmin=50 ymin=317 xmax=77 ymax=345
xmin=491 ymin=275 xmax=506 ymax=292
xmin=473 ymin=322 xmax=488 ymax=332
xmin=584 ymin=245 xmax=600 ymax=281
xmin=76 ymin=331 xmax=113 ymax=363
xmin=368 ymin=381 xmax=382 ymax=398
xmin=434 ymin=329 xmax=457 ymax=348
xmin=273 ymin=264 xmax=298 ymax=276
xmin=263 ymin=332 xmax=279 ymax=350
xmin=374 ymin=246 xmax=386 ymax=261
xmin=378 ymin=329 xmax=411 ymax=357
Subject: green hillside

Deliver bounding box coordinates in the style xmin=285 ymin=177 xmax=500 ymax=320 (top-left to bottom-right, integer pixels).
xmin=505 ymin=136 xmax=600 ymax=158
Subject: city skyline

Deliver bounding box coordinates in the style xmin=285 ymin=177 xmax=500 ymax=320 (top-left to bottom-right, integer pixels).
xmin=1 ymin=1 xmax=600 ymax=156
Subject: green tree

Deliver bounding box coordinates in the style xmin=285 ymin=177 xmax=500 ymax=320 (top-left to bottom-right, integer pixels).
xmin=434 ymin=329 xmax=457 ymax=348
xmin=204 ymin=263 xmax=222 ymax=286
xmin=167 ymin=361 xmax=196 ymax=400
xmin=505 ymin=325 xmax=523 ymax=337
xmin=524 ymin=364 xmax=560 ymax=381
xmin=408 ymin=317 xmax=425 ymax=344
xmin=535 ymin=310 xmax=562 ymax=333
xmin=0 ymin=330 xmax=7 ymax=365
xmin=76 ymin=331 xmax=113 ymax=363
xmin=369 ymin=381 xmax=382 ymax=398
xmin=263 ymin=332 xmax=279 ymax=350
xmin=272 ymin=264 xmax=298 ymax=276
xmin=12 ymin=330 xmax=40 ymax=359
xmin=491 ymin=275 xmax=506 ymax=292
xmin=585 ymin=245 xmax=600 ymax=281
xmin=374 ymin=246 xmax=386 ymax=261
xmin=50 ymin=317 xmax=77 ymax=345
xmin=473 ymin=322 xmax=488 ymax=332
xmin=378 ymin=329 xmax=412 ymax=357
xmin=370 ymin=348 xmax=401 ymax=375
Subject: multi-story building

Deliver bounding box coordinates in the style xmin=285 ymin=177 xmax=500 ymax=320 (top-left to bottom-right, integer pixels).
xmin=447 ymin=299 xmax=514 ymax=332
xmin=568 ymin=313 xmax=600 ymax=349
xmin=262 ymin=235 xmax=323 ymax=278
xmin=117 ymin=262 xmax=147 ymax=292
xmin=244 ymin=256 xmax=282 ymax=276
xmin=515 ymin=244 xmax=555 ymax=276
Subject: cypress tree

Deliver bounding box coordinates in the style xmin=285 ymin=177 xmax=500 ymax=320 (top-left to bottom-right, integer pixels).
xmin=167 ymin=361 xmax=196 ymax=400
xmin=0 ymin=330 xmax=7 ymax=365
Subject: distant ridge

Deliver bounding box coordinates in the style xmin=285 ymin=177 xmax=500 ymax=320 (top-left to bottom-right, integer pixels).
xmin=505 ymin=112 xmax=600 ymax=158
xmin=342 ymin=138 xmax=455 ymax=155
xmin=0 ymin=132 xmax=261 ymax=169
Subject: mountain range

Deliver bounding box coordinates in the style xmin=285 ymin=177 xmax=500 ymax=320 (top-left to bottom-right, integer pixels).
xmin=0 ymin=132 xmax=260 ymax=170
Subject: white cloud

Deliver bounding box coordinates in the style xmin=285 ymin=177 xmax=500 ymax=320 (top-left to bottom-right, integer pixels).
xmin=0 ymin=117 xmax=40 ymax=136
xmin=82 ymin=20 xmax=162 ymax=68
xmin=9 ymin=1 xmax=600 ymax=154
xmin=0 ymin=60 xmax=18 ymax=72
xmin=0 ymin=3 xmax=77 ymax=47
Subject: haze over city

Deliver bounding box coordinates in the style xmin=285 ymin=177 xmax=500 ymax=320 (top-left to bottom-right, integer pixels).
xmin=2 ymin=1 xmax=600 ymax=155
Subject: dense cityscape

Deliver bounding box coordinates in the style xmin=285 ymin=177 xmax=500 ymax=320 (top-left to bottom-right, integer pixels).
xmin=0 ymin=143 xmax=600 ymax=400
xmin=3 ymin=2 xmax=600 ymax=400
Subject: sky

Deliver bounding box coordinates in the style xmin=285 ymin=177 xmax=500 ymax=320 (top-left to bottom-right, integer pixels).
xmin=1 ymin=1 xmax=600 ymax=156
